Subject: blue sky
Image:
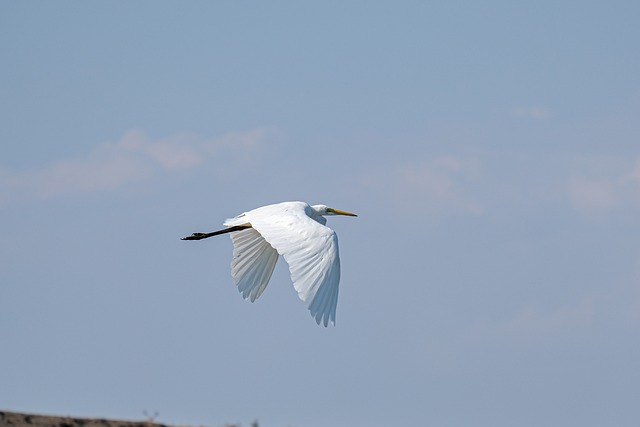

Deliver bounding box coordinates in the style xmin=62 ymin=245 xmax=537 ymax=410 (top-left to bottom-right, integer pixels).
xmin=1 ymin=2 xmax=639 ymax=427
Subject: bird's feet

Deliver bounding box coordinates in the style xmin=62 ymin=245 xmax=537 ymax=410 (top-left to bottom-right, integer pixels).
xmin=181 ymin=232 xmax=207 ymax=240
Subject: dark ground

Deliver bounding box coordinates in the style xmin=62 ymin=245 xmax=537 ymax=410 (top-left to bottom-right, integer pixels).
xmin=0 ymin=411 xmax=174 ymax=427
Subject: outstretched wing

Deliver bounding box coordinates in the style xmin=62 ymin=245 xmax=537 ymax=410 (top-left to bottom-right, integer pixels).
xmin=228 ymin=227 xmax=279 ymax=302
xmin=245 ymin=202 xmax=340 ymax=326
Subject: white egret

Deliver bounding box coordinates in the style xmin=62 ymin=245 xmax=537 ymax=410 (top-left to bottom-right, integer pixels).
xmin=182 ymin=201 xmax=357 ymax=326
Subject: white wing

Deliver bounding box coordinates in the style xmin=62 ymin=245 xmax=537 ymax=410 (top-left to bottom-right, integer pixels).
xmin=228 ymin=227 xmax=279 ymax=302
xmin=242 ymin=202 xmax=341 ymax=326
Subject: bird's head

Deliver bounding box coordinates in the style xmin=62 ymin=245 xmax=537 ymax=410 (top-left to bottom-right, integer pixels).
xmin=311 ymin=204 xmax=358 ymax=217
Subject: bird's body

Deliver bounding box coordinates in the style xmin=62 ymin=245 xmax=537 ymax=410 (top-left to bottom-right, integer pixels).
xmin=182 ymin=201 xmax=357 ymax=326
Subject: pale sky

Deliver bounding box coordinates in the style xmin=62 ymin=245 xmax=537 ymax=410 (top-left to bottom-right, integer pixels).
xmin=1 ymin=2 xmax=639 ymax=427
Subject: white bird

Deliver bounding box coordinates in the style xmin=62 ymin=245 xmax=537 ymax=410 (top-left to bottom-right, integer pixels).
xmin=182 ymin=201 xmax=357 ymax=326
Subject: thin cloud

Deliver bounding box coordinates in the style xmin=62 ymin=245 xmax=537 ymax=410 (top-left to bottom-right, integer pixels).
xmin=567 ymin=157 xmax=640 ymax=217
xmin=470 ymin=295 xmax=596 ymax=343
xmin=501 ymin=296 xmax=595 ymax=338
xmin=622 ymin=158 xmax=640 ymax=186
xmin=0 ymin=128 xmax=275 ymax=204
xmin=568 ymin=175 xmax=617 ymax=212
xmin=360 ymin=156 xmax=483 ymax=217
xmin=509 ymin=106 xmax=551 ymax=120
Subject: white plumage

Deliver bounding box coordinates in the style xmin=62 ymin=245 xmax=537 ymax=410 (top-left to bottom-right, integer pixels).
xmin=182 ymin=201 xmax=357 ymax=326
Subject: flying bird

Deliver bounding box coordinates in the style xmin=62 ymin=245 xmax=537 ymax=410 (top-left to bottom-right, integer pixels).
xmin=182 ymin=201 xmax=357 ymax=326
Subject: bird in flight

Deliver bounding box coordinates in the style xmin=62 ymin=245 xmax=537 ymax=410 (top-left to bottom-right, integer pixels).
xmin=182 ymin=201 xmax=357 ymax=326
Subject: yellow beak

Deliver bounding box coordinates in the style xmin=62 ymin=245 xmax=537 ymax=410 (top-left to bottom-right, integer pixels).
xmin=328 ymin=208 xmax=358 ymax=217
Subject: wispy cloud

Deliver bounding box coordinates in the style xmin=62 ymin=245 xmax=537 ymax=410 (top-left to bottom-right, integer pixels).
xmin=0 ymin=128 xmax=275 ymax=204
xmin=509 ymin=106 xmax=551 ymax=120
xmin=360 ymin=156 xmax=483 ymax=216
xmin=469 ymin=295 xmax=597 ymax=344
xmin=499 ymin=296 xmax=595 ymax=338
xmin=568 ymin=175 xmax=617 ymax=212
xmin=567 ymin=157 xmax=640 ymax=217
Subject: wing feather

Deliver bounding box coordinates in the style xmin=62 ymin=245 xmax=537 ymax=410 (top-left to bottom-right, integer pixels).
xmin=244 ymin=202 xmax=341 ymax=326
xmin=228 ymin=228 xmax=279 ymax=302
